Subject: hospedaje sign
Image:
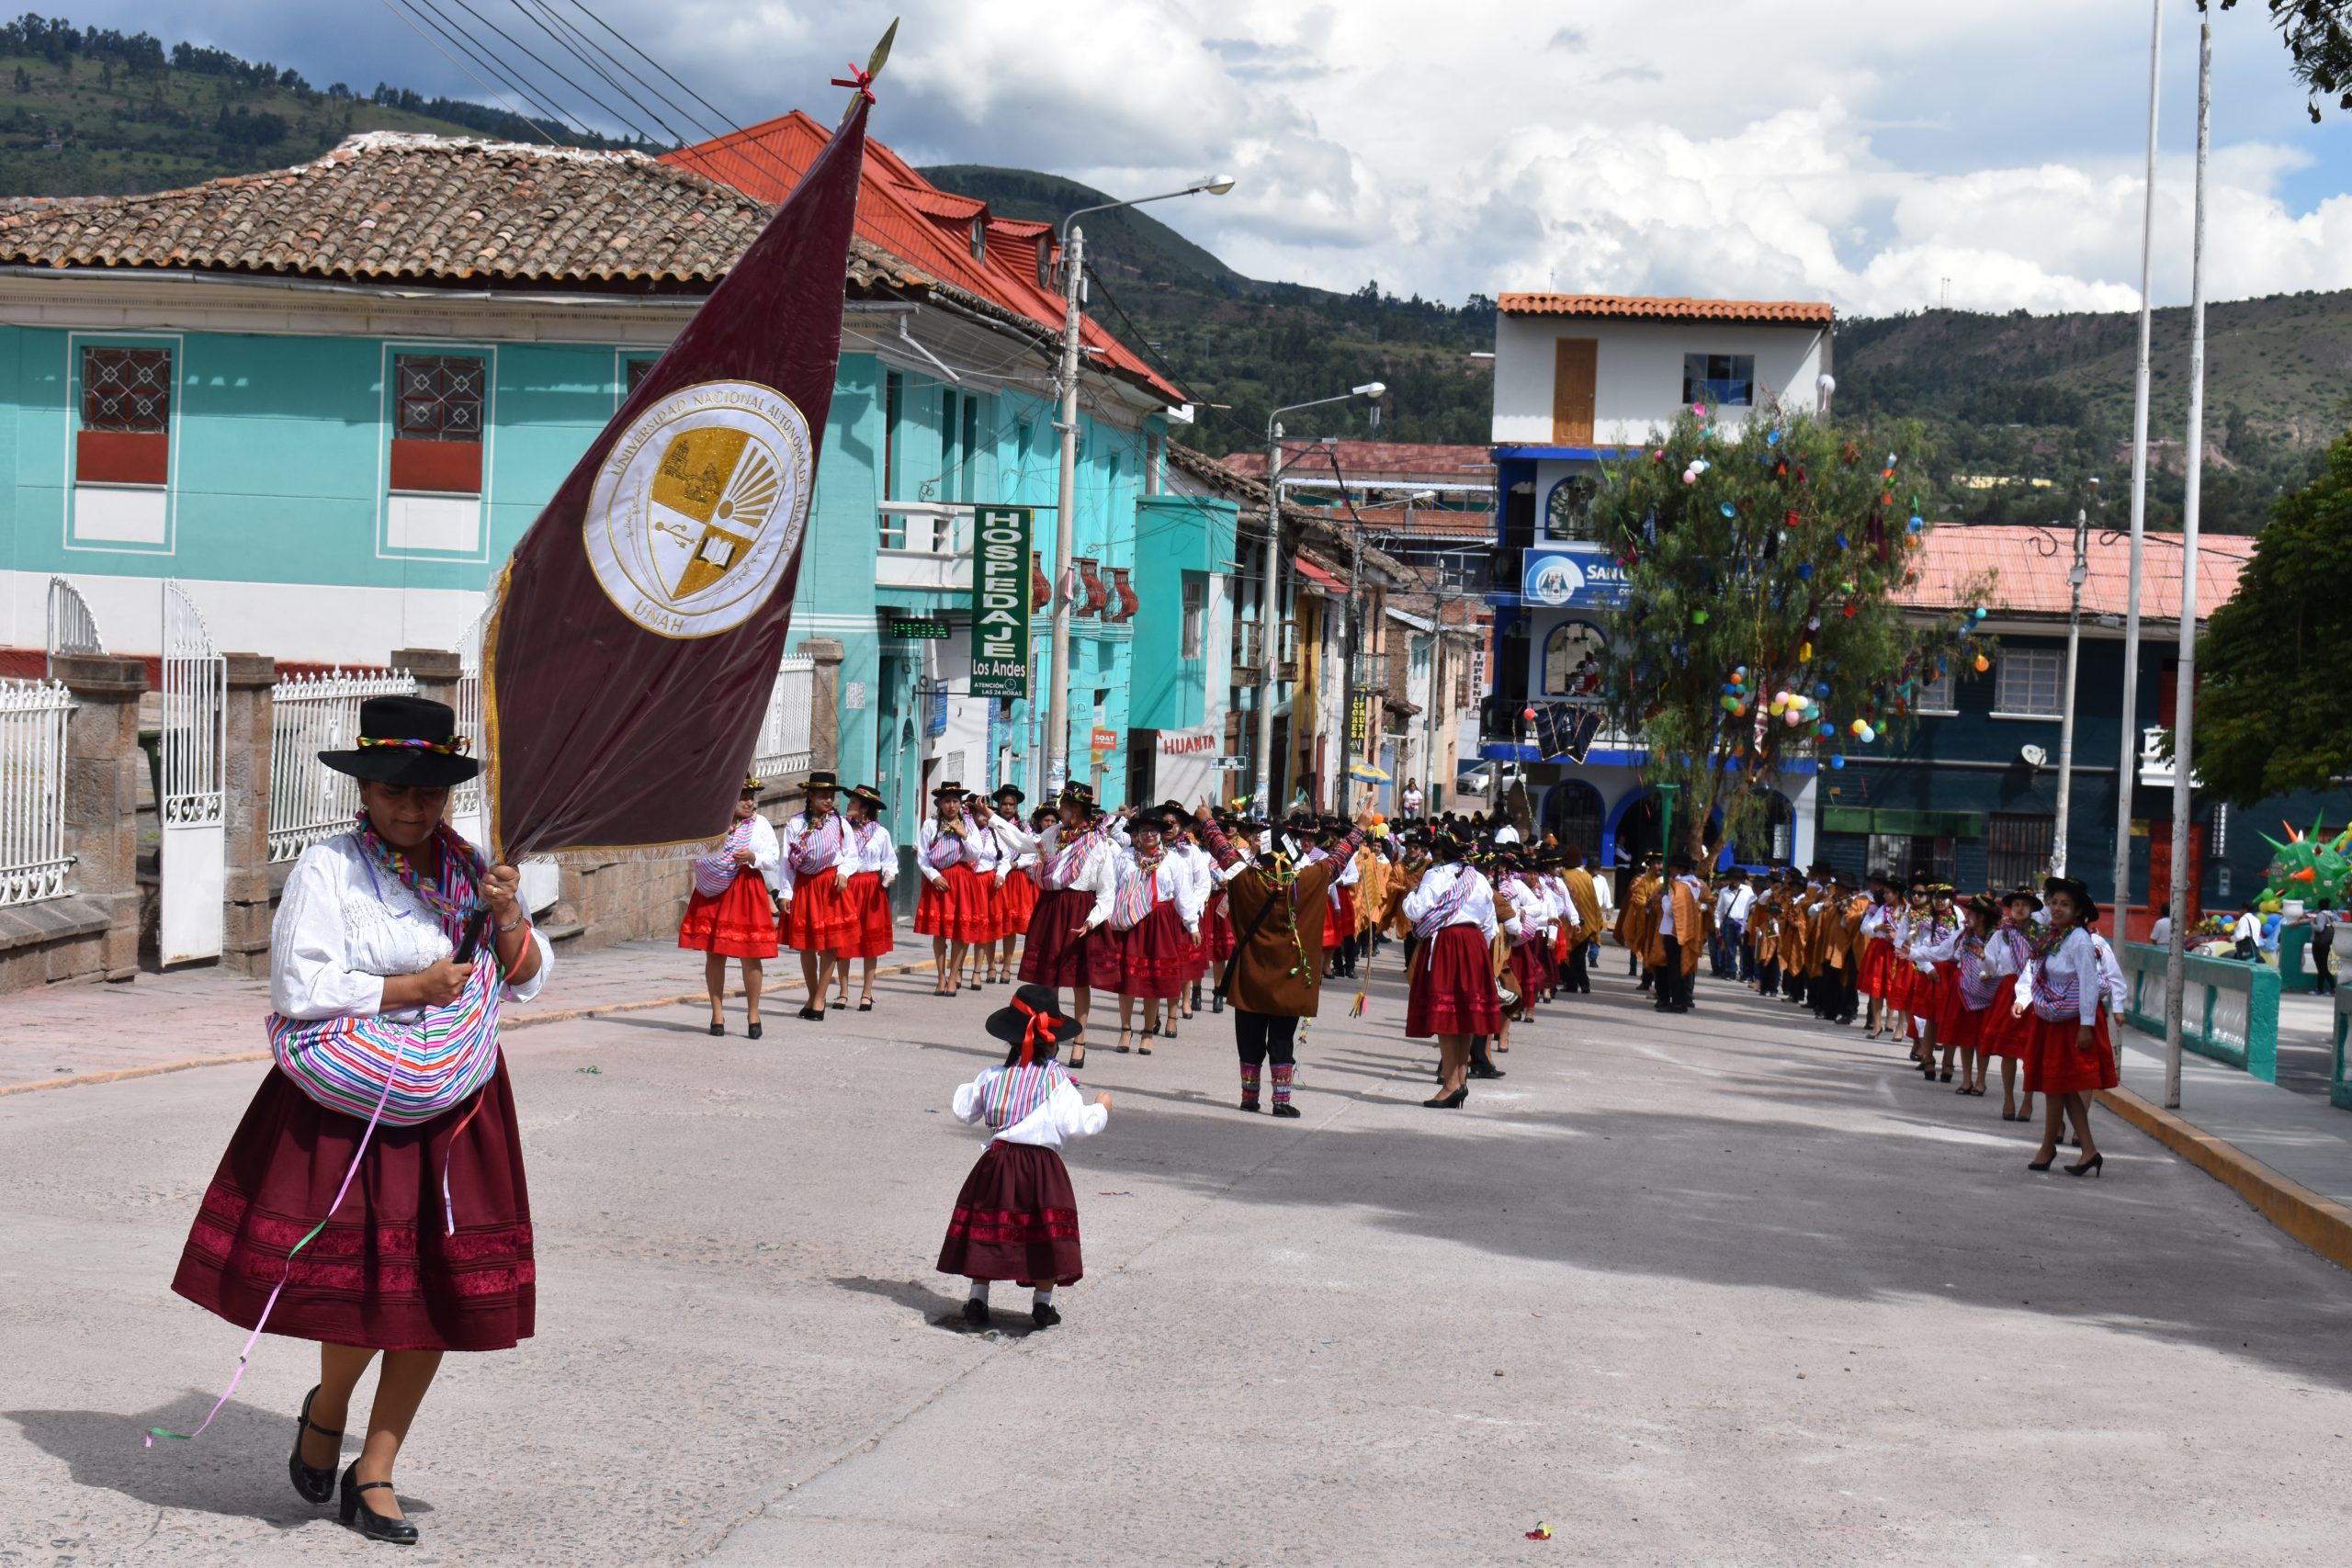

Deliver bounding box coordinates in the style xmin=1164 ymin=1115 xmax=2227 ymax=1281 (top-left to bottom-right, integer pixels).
xmin=970 ymin=506 xmax=1031 ymax=697
xmin=1522 ymin=544 xmax=1631 ymax=609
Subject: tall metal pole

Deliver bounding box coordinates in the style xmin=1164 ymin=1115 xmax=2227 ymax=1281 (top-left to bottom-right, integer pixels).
xmin=2052 ymin=505 xmax=2090 ymax=875
xmin=1338 ymin=522 xmax=1363 ymax=816
xmin=1253 ymin=430 xmax=1283 ymax=817
xmin=2113 ymin=0 xmax=2164 ymax=921
xmin=2164 ymin=20 xmax=2213 ymax=1111
xmin=1042 ymin=226 xmax=1085 ymax=801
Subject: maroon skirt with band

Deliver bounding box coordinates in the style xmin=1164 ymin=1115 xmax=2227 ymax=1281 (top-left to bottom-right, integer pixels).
xmin=1019 ymin=886 xmax=1122 ymax=991
xmin=1407 ymin=924 xmax=1503 ymax=1038
xmin=936 ymin=1141 xmax=1083 ymax=1285
xmin=172 ymin=1059 xmax=534 ymax=1353
xmin=1116 ymin=902 xmax=1195 ymax=999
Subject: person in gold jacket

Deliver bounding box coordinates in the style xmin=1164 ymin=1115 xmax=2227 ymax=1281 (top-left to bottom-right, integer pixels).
xmin=1618 ymin=852 xmax=1664 ymax=992
xmin=1559 ymin=845 xmax=1603 ymax=995
xmin=1779 ymin=868 xmax=1819 ymax=1007
xmin=1749 ymin=876 xmax=1784 ymax=995
xmin=1644 ymin=851 xmax=1705 ymax=1011
xmin=1811 ymin=868 xmax=1859 ymax=1024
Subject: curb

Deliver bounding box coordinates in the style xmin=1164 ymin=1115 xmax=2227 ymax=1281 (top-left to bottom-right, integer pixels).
xmin=2097 ymin=1084 xmax=2352 ymax=1273
xmin=0 ymin=957 xmax=941 ymax=1101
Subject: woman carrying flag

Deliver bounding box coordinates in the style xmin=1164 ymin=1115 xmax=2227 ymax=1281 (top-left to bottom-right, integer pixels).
xmin=678 ymin=774 xmax=782 ymax=1037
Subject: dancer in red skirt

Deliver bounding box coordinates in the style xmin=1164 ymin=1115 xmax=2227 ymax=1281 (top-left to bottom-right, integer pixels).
xmin=2020 ymin=874 xmax=2117 ymax=1177
xmin=915 ymin=783 xmax=981 ymax=995
xmin=1018 ymin=783 xmax=1123 ymax=1068
xmin=677 ymin=773 xmax=781 ymax=1038
xmin=825 ymin=784 xmax=897 ymax=1011
xmin=169 ymin=694 xmax=550 ymax=1545
xmin=1982 ymin=886 xmax=2040 ymax=1122
xmin=1883 ymin=879 xmax=1928 ymax=1049
xmin=940 ymin=984 xmax=1112 ymax=1331
xmin=1157 ymin=801 xmax=1215 ymax=1030
xmin=777 ymin=771 xmax=851 ymax=1021
xmin=1402 ymin=831 xmax=1505 ymax=1108
xmin=1196 ymin=808 xmax=1241 ymax=1017
xmin=978 ymin=785 xmax=1035 ymax=984
xmin=1904 ymin=883 xmax=1963 ymax=1079
xmin=1858 ymin=878 xmax=1898 ymax=1037
xmin=1946 ymin=894 xmax=2005 ymax=1098
xmin=1107 ymin=810 xmax=1206 ymax=1051
xmin=956 ymin=790 xmax=1033 ymax=989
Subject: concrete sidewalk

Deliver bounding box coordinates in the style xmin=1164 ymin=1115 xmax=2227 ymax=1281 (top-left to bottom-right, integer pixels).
xmin=0 ymin=932 xmax=942 ymax=1095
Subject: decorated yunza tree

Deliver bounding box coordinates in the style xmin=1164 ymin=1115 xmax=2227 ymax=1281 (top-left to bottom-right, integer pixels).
xmin=1591 ymin=403 xmax=1992 ymax=865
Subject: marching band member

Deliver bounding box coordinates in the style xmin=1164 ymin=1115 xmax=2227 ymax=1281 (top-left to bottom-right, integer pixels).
xmin=677 ymin=774 xmax=781 ymax=1038
xmin=776 ymin=770 xmax=850 ymax=1022
xmin=1403 ymin=832 xmax=1505 ymax=1109
xmin=826 ymin=784 xmax=897 ymax=1013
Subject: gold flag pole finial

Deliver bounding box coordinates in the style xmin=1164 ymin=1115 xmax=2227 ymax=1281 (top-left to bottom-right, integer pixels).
xmin=835 ymin=19 xmax=897 ymax=123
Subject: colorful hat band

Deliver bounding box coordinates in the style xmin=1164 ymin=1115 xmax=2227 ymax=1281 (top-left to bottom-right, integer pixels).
xmin=356 ymin=734 xmax=470 ymax=755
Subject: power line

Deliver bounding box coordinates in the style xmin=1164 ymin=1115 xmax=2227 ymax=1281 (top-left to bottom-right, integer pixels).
xmin=378 ymin=0 xmax=563 ymax=142
xmin=437 ymin=0 xmax=656 ymax=141
xmin=404 ymin=0 xmax=583 ymax=137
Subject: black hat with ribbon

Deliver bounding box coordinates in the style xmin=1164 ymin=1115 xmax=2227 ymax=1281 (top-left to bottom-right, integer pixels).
xmin=317 ymin=695 xmax=480 ymax=788
xmin=986 ymin=983 xmax=1081 ymax=1064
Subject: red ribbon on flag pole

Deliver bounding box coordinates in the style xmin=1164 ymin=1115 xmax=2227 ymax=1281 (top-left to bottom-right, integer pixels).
xmin=830 ymin=63 xmax=876 ymax=103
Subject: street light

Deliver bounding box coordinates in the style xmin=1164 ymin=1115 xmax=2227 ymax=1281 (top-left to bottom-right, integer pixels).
xmin=1252 ymin=383 xmax=1385 ymax=816
xmin=1042 ymin=175 xmax=1236 ymax=800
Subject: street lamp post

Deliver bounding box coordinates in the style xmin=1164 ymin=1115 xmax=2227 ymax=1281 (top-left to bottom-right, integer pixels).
xmin=1251 ymin=384 xmax=1385 ymax=817
xmin=2052 ymin=494 xmax=2094 ymax=876
xmin=1041 ymin=175 xmax=1234 ymax=802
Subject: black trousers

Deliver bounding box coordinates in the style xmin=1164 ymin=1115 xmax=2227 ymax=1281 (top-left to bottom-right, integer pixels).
xmin=1758 ymin=957 xmax=1781 ymax=997
xmin=2314 ymin=934 xmax=2335 ymax=993
xmin=1656 ymin=937 xmax=1690 ymax=1009
xmin=1234 ymin=1008 xmax=1300 ymax=1067
xmin=1564 ymin=939 xmax=1590 ymax=993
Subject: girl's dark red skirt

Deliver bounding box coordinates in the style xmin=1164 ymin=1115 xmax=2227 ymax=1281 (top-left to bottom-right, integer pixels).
xmin=173 ymin=1058 xmax=534 ymax=1353
xmin=936 ymin=1142 xmax=1083 ymax=1285
xmin=831 ymin=870 xmax=895 ymax=960
xmin=677 ymin=873 xmax=778 ymax=959
xmin=1115 ymin=902 xmax=1193 ymax=998
xmin=1020 ymin=886 xmax=1121 ymax=990
xmin=1407 ymin=924 xmax=1502 ymax=1038
xmin=1204 ymin=894 xmax=1235 ymax=963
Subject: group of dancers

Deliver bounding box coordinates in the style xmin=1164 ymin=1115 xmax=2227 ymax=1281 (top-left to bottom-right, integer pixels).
xmin=1622 ymin=856 xmax=2125 ymax=1178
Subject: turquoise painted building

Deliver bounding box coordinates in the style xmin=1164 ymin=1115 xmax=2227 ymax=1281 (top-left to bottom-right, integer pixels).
xmin=0 ymin=132 xmax=1211 ymax=833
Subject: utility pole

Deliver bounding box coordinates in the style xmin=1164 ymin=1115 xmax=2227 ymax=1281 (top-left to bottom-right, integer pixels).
xmin=2114 ymin=0 xmax=2164 ymax=926
xmin=1338 ymin=519 xmax=1363 ymax=818
xmin=2052 ymin=496 xmax=2093 ymax=876
xmin=2164 ymin=18 xmax=2213 ymax=1111
xmin=1042 ymin=225 xmax=1084 ymax=802
xmin=1253 ymin=424 xmax=1285 ymax=818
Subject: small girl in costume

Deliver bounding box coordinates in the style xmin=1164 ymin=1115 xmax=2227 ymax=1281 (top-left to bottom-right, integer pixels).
xmin=938 ymin=983 xmax=1113 ymax=1330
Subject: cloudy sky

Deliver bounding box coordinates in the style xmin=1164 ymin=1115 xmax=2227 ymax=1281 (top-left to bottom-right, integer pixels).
xmin=72 ymin=0 xmax=2352 ymax=315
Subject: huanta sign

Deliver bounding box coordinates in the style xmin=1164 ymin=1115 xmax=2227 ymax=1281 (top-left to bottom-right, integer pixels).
xmin=970 ymin=506 xmax=1031 ymax=697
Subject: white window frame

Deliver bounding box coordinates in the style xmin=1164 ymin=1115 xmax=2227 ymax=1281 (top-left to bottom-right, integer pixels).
xmin=1914 ymin=669 xmax=1957 ymax=716
xmin=1180 ymin=574 xmax=1205 ymax=660
xmin=1992 ymin=649 xmax=2064 ymax=719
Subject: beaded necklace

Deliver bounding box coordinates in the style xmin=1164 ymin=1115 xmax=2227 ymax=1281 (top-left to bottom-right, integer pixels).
xmin=354 ymin=810 xmax=482 ymax=945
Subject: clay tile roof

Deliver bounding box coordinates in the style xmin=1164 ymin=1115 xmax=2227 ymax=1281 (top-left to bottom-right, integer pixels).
xmin=1323 ymin=505 xmax=1495 ymax=538
xmin=1222 ymin=442 xmax=1497 ymax=482
xmin=0 ymin=132 xmax=897 ymax=290
xmin=1498 ymin=293 xmax=1836 ymax=325
xmin=1900 ymin=524 xmax=2255 ymax=625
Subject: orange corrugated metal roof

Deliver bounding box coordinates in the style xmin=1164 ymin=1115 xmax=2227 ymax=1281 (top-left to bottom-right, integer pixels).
xmin=1498 ymin=293 xmax=1835 ymax=325
xmin=666 ymin=113 xmax=1185 ymax=406
xmin=1901 ymin=525 xmax=2254 ymax=624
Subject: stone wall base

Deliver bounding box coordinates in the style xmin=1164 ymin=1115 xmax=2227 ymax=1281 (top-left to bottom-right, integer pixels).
xmin=0 ymin=896 xmax=131 ymax=992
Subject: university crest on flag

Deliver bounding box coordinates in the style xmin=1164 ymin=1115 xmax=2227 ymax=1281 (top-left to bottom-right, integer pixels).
xmin=480 ymin=46 xmax=887 ymax=860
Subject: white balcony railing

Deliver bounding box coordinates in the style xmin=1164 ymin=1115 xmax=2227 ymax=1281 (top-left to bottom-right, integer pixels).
xmin=877 ymin=502 xmax=973 ymax=592
xmin=2140 ymin=725 xmax=2201 ymax=787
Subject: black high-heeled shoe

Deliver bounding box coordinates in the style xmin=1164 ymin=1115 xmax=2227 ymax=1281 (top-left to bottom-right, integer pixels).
xmin=288 ymin=1385 xmax=341 ymax=1505
xmin=747 ymin=1021 xmax=763 ymax=1040
xmin=1422 ymin=1086 xmax=1469 ymax=1109
xmin=707 ymin=1021 xmax=724 ymax=1037
xmin=2027 ymin=1155 xmax=2056 ymax=1172
xmin=2064 ymin=1153 xmax=2105 ymax=1179
xmin=339 ymin=1461 xmax=419 ymax=1545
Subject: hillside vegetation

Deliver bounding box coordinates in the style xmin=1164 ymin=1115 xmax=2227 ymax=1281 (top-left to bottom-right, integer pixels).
xmin=0 ymin=17 xmax=2337 ymax=535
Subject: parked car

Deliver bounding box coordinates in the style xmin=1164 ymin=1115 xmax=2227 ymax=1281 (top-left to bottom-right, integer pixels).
xmin=1455 ymin=767 xmax=1493 ymax=795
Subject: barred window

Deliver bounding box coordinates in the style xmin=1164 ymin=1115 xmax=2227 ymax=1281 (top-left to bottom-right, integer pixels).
xmin=395 ymin=355 xmax=485 ymax=442
xmin=1914 ymin=669 xmax=1956 ymax=714
xmin=1995 ymin=649 xmax=2064 ymax=716
xmin=82 ymin=346 xmax=171 ymax=433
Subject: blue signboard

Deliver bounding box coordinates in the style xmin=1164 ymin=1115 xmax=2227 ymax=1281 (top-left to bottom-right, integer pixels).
xmin=1521 ymin=543 xmax=1631 ymax=608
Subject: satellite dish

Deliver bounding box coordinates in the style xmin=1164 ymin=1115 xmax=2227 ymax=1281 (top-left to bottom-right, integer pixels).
xmin=2019 ymin=744 xmax=2048 ymax=769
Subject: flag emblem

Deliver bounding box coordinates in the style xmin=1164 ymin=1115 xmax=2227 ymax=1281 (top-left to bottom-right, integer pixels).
xmin=585 ymin=379 xmax=814 ymax=638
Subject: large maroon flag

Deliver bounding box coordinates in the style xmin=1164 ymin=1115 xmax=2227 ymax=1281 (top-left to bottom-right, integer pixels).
xmin=481 ymin=95 xmax=870 ymax=859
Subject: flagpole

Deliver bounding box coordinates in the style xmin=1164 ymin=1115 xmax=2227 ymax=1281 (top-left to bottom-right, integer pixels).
xmin=2163 ymin=18 xmax=2211 ymax=1112
xmin=2114 ymin=0 xmax=2161 ymax=931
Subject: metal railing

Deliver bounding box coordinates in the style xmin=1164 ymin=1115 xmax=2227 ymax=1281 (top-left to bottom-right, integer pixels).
xmin=451 ymin=604 xmax=491 ymax=836
xmin=749 ymin=653 xmax=815 ymax=781
xmin=0 ymin=679 xmax=74 ymax=906
xmin=44 ymin=575 xmax=106 ymax=674
xmin=268 ymin=668 xmax=418 ymax=862
xmin=2333 ymin=985 xmax=2352 ymax=1111
xmin=160 ymin=582 xmax=226 ymax=829
xmin=877 ymin=502 xmax=970 ymax=555
xmin=2117 ymin=940 xmax=2280 ymax=1081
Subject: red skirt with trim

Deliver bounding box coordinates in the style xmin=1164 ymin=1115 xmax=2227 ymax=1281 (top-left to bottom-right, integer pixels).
xmin=1977 ymin=975 xmax=2030 ymax=1059
xmin=1324 ymin=884 xmax=1357 ymax=949
xmin=1912 ymin=960 xmax=1964 ymax=1038
xmin=1858 ymin=937 xmax=1891 ymax=999
xmin=831 ymin=871 xmax=895 ymax=960
xmin=1407 ymin=924 xmax=1503 ymax=1039
xmin=1509 ymin=942 xmax=1546 ymax=1005
xmin=936 ymin=1141 xmax=1083 ymax=1285
xmin=1019 ymin=886 xmax=1122 ymax=992
xmin=2022 ymin=1008 xmax=2117 ymax=1096
xmin=915 ymin=862 xmax=993 ymax=942
xmin=996 ymin=870 xmax=1037 ymax=942
xmin=1116 ymin=902 xmax=1196 ymax=998
xmin=677 ymin=874 xmax=779 ymax=959
xmin=1204 ymin=893 xmax=1236 ymax=963
xmin=172 ymin=1059 xmax=533 ymax=1353
xmin=1883 ymin=952 xmax=1917 ymax=1015
xmin=782 ymin=870 xmax=852 ymax=953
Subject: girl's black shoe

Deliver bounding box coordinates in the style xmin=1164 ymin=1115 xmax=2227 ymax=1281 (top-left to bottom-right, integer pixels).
xmin=1031 ymin=1302 xmax=1061 ymax=1330
xmin=961 ymin=1297 xmax=989 ymax=1327
xmin=288 ymin=1385 xmax=341 ymax=1505
xmin=1272 ymin=1103 xmax=1301 ymax=1119
xmin=338 ymin=1462 xmax=419 ymax=1546
xmin=2064 ymin=1153 xmax=2105 ymax=1179
xmin=1238 ymin=1097 xmax=1261 ymax=1113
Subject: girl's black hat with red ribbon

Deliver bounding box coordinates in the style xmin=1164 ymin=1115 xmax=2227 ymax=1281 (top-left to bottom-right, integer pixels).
xmin=987 ymin=983 xmax=1080 ymax=1063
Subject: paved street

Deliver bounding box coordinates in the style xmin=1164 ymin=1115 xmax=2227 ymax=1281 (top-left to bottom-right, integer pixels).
xmin=6 ymin=953 xmax=2352 ymax=1567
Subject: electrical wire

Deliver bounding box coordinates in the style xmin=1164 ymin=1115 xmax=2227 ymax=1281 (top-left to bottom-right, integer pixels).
xmin=379 ymin=0 xmax=565 ymax=142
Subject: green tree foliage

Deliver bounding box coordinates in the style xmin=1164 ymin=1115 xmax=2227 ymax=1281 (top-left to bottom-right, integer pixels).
xmin=1591 ymin=409 xmax=1993 ymax=863
xmin=2216 ymin=1 xmax=2352 ymax=119
xmin=2193 ymin=432 xmax=2352 ymax=801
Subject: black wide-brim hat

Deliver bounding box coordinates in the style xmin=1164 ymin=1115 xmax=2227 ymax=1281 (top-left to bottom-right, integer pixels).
xmin=993 ymin=784 xmax=1026 ymax=804
xmin=986 ymin=983 xmax=1080 ymax=1055
xmin=318 ymin=694 xmax=480 ymax=788
xmin=798 ymin=770 xmax=840 ymax=795
xmin=2043 ymin=874 xmax=2100 ymax=923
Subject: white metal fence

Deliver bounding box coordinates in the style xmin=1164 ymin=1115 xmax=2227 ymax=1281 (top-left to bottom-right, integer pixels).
xmin=750 ymin=653 xmax=815 ymax=781
xmin=451 ymin=605 xmax=490 ymax=836
xmin=161 ymin=584 xmax=226 ymax=830
xmin=44 ymin=575 xmax=106 ymax=673
xmin=0 ymin=679 xmax=74 ymax=907
xmin=269 ymin=669 xmax=418 ymax=862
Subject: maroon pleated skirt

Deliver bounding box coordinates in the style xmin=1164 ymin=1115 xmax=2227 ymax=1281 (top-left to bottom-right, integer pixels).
xmin=1913 ymin=960 xmax=1966 ymax=1037
xmin=1407 ymin=924 xmax=1503 ymax=1038
xmin=2023 ymin=1009 xmax=2118 ymax=1096
xmin=1204 ymin=895 xmax=1235 ymax=963
xmin=1019 ymin=886 xmax=1122 ymax=991
xmin=831 ymin=870 xmax=896 ymax=960
xmin=782 ymin=871 xmax=852 ymax=953
xmin=1116 ymin=902 xmax=1194 ymax=998
xmin=936 ymin=1141 xmax=1083 ymax=1285
xmin=1509 ymin=942 xmax=1546 ymax=1005
xmin=172 ymin=1060 xmax=534 ymax=1353
xmin=677 ymin=874 xmax=779 ymax=959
